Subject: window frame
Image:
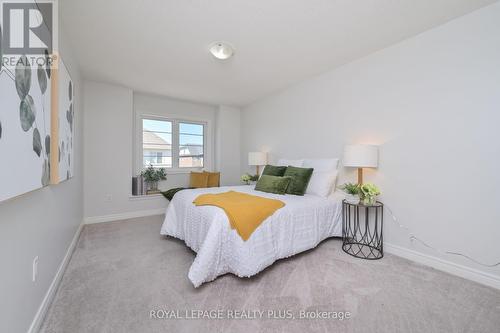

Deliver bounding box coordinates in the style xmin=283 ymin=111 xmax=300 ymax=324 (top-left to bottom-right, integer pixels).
xmin=135 ymin=114 xmax=208 ymax=173
xmin=177 ymin=120 xmax=206 ymax=169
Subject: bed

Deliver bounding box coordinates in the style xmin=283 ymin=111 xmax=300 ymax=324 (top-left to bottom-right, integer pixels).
xmin=160 ymin=185 xmax=344 ymax=287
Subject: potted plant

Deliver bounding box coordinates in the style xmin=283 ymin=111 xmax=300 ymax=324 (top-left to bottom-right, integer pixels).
xmin=339 ymin=183 xmax=360 ymax=204
xmin=241 ymin=173 xmax=252 ymax=185
xmin=141 ymin=164 xmax=167 ymax=193
xmin=360 ymin=183 xmax=381 ymax=206
xmin=241 ymin=173 xmax=259 ymax=185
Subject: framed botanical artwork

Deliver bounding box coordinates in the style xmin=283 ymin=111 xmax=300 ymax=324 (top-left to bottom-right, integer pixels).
xmin=50 ymin=56 xmax=75 ymax=183
xmin=0 ymin=55 xmax=53 ymax=202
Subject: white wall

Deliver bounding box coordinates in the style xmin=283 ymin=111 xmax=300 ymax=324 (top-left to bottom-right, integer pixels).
xmin=215 ymin=106 xmax=241 ymax=185
xmin=0 ymin=31 xmax=83 ymax=332
xmin=242 ymin=3 xmax=500 ymax=286
xmin=83 ymin=87 xmax=224 ymax=219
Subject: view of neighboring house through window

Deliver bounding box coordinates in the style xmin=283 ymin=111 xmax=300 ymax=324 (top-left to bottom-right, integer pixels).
xmin=179 ymin=122 xmax=204 ymax=168
xmin=142 ymin=119 xmax=172 ymax=168
xmin=141 ymin=118 xmax=204 ymax=169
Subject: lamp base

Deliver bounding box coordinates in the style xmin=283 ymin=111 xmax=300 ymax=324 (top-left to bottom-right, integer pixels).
xmin=357 ymin=168 xmax=363 ymax=185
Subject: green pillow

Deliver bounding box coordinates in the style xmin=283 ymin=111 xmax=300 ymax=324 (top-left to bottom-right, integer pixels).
xmin=283 ymin=166 xmax=314 ymax=195
xmin=261 ymin=165 xmax=287 ymax=177
xmin=255 ymin=175 xmax=292 ymax=195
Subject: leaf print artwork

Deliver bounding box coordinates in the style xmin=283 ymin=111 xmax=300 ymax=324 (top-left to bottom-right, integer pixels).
xmin=20 ymin=95 xmax=36 ymax=131
xmin=33 ymin=128 xmax=42 ymax=157
xmin=15 ymin=56 xmax=31 ymax=100
xmin=44 ymin=49 xmax=51 ymax=79
xmin=66 ymin=104 xmax=74 ymax=132
xmin=38 ymin=65 xmax=48 ymax=94
xmin=41 ymin=159 xmax=50 ymax=186
xmin=45 ymin=135 xmax=50 ymax=157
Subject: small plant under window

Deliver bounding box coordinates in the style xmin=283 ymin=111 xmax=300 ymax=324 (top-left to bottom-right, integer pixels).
xmin=141 ymin=164 xmax=167 ymax=193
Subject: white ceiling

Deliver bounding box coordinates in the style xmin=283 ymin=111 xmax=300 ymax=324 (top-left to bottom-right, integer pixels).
xmin=61 ymin=0 xmax=496 ymax=106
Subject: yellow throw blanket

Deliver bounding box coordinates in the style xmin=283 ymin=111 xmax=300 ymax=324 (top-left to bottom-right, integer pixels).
xmin=193 ymin=191 xmax=285 ymax=241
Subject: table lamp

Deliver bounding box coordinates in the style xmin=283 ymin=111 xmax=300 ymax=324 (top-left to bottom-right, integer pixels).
xmin=343 ymin=145 xmax=378 ymax=185
xmin=248 ymin=152 xmax=267 ymax=175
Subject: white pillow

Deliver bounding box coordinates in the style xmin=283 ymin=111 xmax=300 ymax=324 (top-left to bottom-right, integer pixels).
xmin=277 ymin=159 xmax=304 ymax=167
xmin=306 ymin=170 xmax=338 ymax=197
xmin=303 ymin=158 xmax=339 ymax=171
xmin=303 ymin=159 xmax=340 ymax=197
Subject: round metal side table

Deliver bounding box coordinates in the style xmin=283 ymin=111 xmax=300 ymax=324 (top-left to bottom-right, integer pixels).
xmin=342 ymin=200 xmax=384 ymax=260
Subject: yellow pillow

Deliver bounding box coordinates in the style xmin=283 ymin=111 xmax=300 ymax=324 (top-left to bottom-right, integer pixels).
xmin=190 ymin=172 xmax=209 ymax=188
xmin=204 ymin=171 xmax=220 ymax=187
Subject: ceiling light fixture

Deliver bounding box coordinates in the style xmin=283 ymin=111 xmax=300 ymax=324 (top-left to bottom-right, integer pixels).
xmin=209 ymin=41 xmax=234 ymax=60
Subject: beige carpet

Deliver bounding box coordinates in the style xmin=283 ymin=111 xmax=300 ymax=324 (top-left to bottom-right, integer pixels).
xmin=41 ymin=215 xmax=500 ymax=333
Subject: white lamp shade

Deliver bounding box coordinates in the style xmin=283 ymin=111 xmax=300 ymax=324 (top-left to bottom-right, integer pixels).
xmin=343 ymin=145 xmax=378 ymax=168
xmin=248 ymin=152 xmax=267 ymax=166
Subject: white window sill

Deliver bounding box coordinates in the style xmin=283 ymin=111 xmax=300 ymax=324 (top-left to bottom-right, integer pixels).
xmin=166 ymin=168 xmax=202 ymax=174
xmin=136 ymin=168 xmax=203 ymax=175
xmin=129 ymin=194 xmax=164 ymax=201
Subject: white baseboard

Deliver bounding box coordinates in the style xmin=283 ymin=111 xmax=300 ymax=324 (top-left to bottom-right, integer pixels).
xmin=384 ymin=242 xmax=500 ymax=290
xmin=28 ymin=222 xmax=84 ymax=333
xmin=84 ymin=208 xmax=165 ymax=224
xmin=27 ymin=208 xmax=165 ymax=332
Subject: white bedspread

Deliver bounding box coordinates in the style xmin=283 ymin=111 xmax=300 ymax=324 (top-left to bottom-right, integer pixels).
xmin=160 ymin=185 xmax=343 ymax=287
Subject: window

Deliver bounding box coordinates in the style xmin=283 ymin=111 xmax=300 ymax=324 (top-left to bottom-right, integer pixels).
xmin=142 ymin=119 xmax=172 ymax=168
xmin=156 ymin=152 xmax=163 ymax=164
xmin=140 ymin=117 xmax=206 ymax=170
xmin=179 ymin=122 xmax=204 ymax=168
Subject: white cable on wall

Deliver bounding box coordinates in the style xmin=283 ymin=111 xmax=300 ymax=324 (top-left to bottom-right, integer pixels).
xmin=384 ymin=205 xmax=500 ymax=268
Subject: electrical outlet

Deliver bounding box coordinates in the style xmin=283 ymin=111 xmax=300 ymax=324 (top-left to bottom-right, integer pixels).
xmin=32 ymin=256 xmax=39 ymax=282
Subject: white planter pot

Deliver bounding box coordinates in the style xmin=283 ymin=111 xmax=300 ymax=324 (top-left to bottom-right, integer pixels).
xmin=345 ymin=194 xmax=360 ymax=204
xmin=362 ymin=196 xmax=378 ymax=206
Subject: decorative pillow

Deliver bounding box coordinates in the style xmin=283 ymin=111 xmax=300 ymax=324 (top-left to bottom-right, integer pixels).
xmin=303 ymin=159 xmax=340 ymax=197
xmin=255 ymin=175 xmax=292 ymax=195
xmin=303 ymin=158 xmax=339 ymax=171
xmin=204 ymin=171 xmax=220 ymax=187
xmin=306 ymin=170 xmax=338 ymax=197
xmin=277 ymin=159 xmax=304 ymax=167
xmin=189 ymin=172 xmax=209 ymax=188
xmin=283 ymin=166 xmax=314 ymax=196
xmin=261 ymin=165 xmax=287 ymax=177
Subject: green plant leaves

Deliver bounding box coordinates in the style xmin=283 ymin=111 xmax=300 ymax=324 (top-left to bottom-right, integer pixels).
xmin=15 ymin=55 xmax=31 ymax=100
xmin=33 ymin=128 xmax=42 ymax=157
xmin=37 ymin=65 xmax=47 ymax=94
xmin=340 ymin=182 xmax=360 ymax=195
xmin=141 ymin=164 xmax=167 ymax=182
xmin=45 ymin=135 xmax=50 ymax=156
xmin=20 ymin=95 xmax=36 ymax=131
